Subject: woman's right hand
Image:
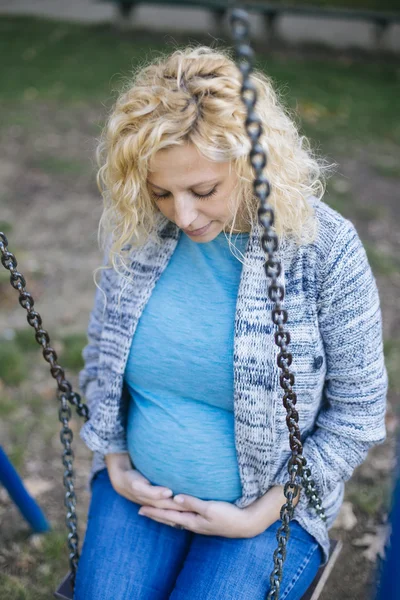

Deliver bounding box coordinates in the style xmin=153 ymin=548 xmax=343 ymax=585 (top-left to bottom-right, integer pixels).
xmin=105 ymin=452 xmax=186 ymax=511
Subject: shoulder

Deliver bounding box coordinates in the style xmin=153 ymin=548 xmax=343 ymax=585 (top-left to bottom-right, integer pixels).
xmin=305 ymin=196 xmax=367 ymax=277
xmin=281 ymin=196 xmax=358 ymax=260
xmin=305 ymin=197 xmax=376 ymax=309
xmin=281 ymin=196 xmax=357 ymax=268
xmin=284 ymin=196 xmax=371 ymax=304
xmin=308 ymin=195 xmax=357 ymax=257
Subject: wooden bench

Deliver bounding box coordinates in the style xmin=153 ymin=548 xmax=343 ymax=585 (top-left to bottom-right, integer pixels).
xmin=54 ymin=539 xmax=343 ymax=600
xmin=98 ymin=0 xmax=400 ymax=49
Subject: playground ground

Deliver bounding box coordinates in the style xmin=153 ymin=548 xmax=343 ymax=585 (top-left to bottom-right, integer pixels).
xmin=0 ymin=14 xmax=399 ymax=600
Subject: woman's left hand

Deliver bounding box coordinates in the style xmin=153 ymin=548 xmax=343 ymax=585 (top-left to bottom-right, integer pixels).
xmin=138 ymin=494 xmax=259 ymax=539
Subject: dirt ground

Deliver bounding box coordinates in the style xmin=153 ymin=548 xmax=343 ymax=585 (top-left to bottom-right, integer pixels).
xmin=0 ymin=99 xmax=399 ymax=599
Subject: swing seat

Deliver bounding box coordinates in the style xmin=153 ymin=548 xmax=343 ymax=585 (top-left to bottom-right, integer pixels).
xmin=54 ymin=539 xmax=342 ymax=600
xmin=301 ymin=539 xmax=342 ymax=600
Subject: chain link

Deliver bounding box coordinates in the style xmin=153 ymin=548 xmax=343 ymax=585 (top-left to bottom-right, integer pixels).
xmin=229 ymin=9 xmax=326 ymax=599
xmin=0 ymin=232 xmax=89 ymax=586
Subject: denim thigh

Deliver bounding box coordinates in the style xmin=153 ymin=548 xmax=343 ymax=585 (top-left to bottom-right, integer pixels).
xmin=74 ymin=469 xmax=192 ymax=600
xmin=74 ymin=469 xmax=322 ymax=600
xmin=170 ymin=519 xmax=322 ymax=600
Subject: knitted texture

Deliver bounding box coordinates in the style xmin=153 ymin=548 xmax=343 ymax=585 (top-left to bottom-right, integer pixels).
xmin=79 ymin=197 xmax=388 ymax=562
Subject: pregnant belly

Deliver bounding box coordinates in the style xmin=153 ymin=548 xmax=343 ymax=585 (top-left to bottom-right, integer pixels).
xmin=126 ymin=401 xmax=242 ymax=503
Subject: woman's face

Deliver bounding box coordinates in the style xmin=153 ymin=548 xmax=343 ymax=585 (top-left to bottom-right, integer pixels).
xmin=147 ymin=142 xmax=241 ymax=243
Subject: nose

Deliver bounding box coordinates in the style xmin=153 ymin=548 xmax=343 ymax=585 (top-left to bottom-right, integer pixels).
xmin=173 ymin=196 xmax=198 ymax=230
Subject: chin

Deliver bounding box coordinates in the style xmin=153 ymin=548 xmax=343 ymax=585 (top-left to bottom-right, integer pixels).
xmin=200 ymin=228 xmax=220 ymax=241
xmin=194 ymin=235 xmax=218 ymax=244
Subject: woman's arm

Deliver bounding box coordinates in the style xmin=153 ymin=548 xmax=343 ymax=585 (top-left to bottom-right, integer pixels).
xmin=78 ymin=249 xmax=110 ymax=410
xmin=244 ymin=484 xmax=300 ymax=533
xmin=78 ymin=242 xmax=130 ymax=454
xmin=275 ymin=219 xmax=388 ymax=500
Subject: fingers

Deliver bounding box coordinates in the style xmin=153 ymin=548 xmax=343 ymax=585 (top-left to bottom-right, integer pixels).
xmin=134 ymin=485 xmax=193 ymax=511
xmin=140 ymin=498 xmax=192 ymax=511
xmin=135 ymin=481 xmax=173 ymax=501
xmin=110 ymin=467 xmax=205 ymax=513
xmin=172 ymin=495 xmax=211 ymax=518
xmin=120 ymin=471 xmax=190 ymax=510
xmin=139 ymin=507 xmax=201 ymax=531
xmin=126 ymin=470 xmax=172 ymax=501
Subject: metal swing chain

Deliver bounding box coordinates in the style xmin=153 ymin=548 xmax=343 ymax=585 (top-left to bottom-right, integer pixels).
xmin=0 ymin=232 xmax=89 ymax=584
xmin=229 ymin=8 xmax=326 ymax=600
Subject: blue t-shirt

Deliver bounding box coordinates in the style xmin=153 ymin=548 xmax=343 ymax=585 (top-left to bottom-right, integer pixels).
xmin=124 ymin=230 xmax=250 ymax=502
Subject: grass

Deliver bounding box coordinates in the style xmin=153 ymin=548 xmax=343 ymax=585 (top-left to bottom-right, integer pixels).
xmin=257 ymin=57 xmax=400 ymax=147
xmin=8 ymin=445 xmax=26 ymax=473
xmin=352 ymin=203 xmax=387 ymax=222
xmin=37 ymin=530 xmax=70 ymax=594
xmin=0 ymin=17 xmax=161 ymax=104
xmin=384 ymin=338 xmax=400 ymax=395
xmin=0 ymin=530 xmax=69 ymax=600
xmin=30 ymin=155 xmax=89 ymax=176
xmin=0 ymin=223 xmax=14 ymax=285
xmin=0 ymin=341 xmax=26 ymax=386
xmin=59 ymin=332 xmax=87 ymax=372
xmin=2 ymin=388 xmax=59 ymax=470
xmin=0 ymin=574 xmax=28 ymax=600
xmin=7 ymin=409 xmax=37 ymax=470
xmin=324 ymin=178 xmax=387 ymax=223
xmin=0 ymin=220 xmax=13 ymax=235
xmin=14 ymin=328 xmax=43 ymax=353
xmin=0 ymin=271 xmax=11 ymax=285
xmin=0 ymin=16 xmax=398 ymax=149
xmin=364 ymin=242 xmax=400 ymax=276
xmin=347 ymin=480 xmax=392 ymax=516
xmin=372 ymin=159 xmax=400 ymax=179
xmin=0 ymin=393 xmax=18 ymax=417
xmin=324 ymin=190 xmax=354 ymax=219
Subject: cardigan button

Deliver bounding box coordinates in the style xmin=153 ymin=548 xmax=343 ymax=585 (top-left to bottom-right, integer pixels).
xmin=313 ymin=355 xmax=324 ymax=370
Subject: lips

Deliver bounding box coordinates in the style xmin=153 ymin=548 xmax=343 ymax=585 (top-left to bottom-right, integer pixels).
xmin=184 ymin=222 xmax=212 ymax=236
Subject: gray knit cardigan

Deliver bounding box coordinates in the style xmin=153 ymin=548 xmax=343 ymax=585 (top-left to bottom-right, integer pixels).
xmin=79 ymin=197 xmax=388 ymax=563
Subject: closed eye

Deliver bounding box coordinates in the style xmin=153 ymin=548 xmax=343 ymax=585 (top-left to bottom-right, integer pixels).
xmin=151 ymin=186 xmax=218 ymax=201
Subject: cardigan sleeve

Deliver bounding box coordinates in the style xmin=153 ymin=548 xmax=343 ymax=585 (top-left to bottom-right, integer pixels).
xmin=78 ymin=250 xmax=109 ymax=405
xmin=274 ymin=219 xmax=388 ymax=501
xmin=78 ymin=242 xmax=129 ymax=455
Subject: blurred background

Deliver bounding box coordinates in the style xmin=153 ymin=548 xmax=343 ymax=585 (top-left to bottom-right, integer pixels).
xmin=0 ymin=1 xmax=399 ymax=599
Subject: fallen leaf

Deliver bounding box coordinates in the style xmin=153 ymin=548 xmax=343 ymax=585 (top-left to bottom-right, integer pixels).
xmin=38 ymin=563 xmax=51 ymax=576
xmin=368 ymin=454 xmax=396 ymax=473
xmin=16 ymin=553 xmax=35 ymax=570
xmin=29 ymin=534 xmax=45 ymax=550
xmin=23 ymin=477 xmax=55 ymax=498
xmin=353 ymin=524 xmax=390 ymax=562
xmin=331 ymin=178 xmax=351 ymax=195
xmin=385 ymin=411 xmax=399 ymax=435
xmin=332 ymin=501 xmax=357 ymax=531
xmin=0 ymin=488 xmax=10 ymax=503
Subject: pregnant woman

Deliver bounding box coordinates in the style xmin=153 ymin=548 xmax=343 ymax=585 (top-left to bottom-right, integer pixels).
xmin=74 ymin=46 xmax=387 ymax=599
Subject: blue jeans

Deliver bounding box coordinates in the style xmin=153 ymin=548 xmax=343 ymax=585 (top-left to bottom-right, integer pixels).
xmin=74 ymin=469 xmax=322 ymax=600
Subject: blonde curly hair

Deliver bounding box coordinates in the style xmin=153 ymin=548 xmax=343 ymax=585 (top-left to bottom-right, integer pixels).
xmin=96 ymin=45 xmax=330 ymax=272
